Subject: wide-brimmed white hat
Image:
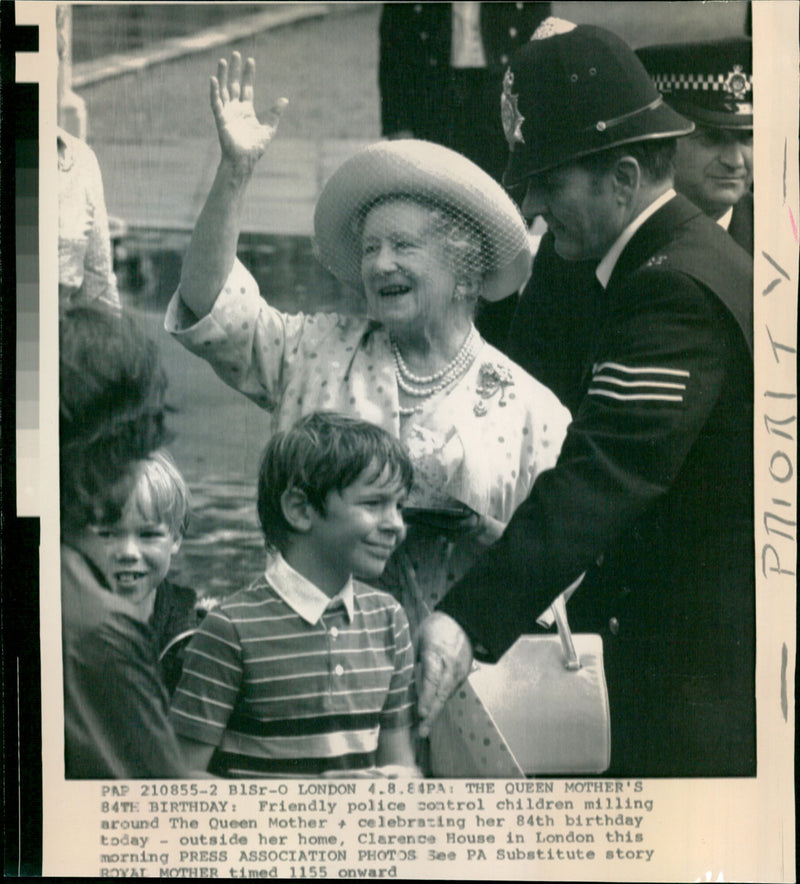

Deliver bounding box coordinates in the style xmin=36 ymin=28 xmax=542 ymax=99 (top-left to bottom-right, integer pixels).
xmin=313 ymin=139 xmax=532 ymax=302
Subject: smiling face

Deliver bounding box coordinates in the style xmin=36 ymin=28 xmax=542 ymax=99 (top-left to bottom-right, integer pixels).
xmin=306 ymin=461 xmax=408 ymax=588
xmin=674 ymin=126 xmax=753 ymax=219
xmin=521 ymin=163 xmax=625 ymax=262
xmin=67 ymin=498 xmax=182 ymax=622
xmin=360 ymin=199 xmax=461 ymax=331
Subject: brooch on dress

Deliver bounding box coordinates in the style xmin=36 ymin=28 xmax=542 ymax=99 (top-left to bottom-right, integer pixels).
xmin=474 ymin=362 xmax=515 ymax=416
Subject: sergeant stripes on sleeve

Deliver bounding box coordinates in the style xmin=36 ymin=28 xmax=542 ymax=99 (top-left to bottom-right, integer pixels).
xmin=588 ymin=361 xmax=690 ymax=403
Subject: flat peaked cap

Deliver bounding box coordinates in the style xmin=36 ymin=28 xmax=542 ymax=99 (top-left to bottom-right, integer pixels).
xmin=636 ymin=38 xmax=752 ymax=130
xmin=501 ymin=18 xmax=694 ymax=184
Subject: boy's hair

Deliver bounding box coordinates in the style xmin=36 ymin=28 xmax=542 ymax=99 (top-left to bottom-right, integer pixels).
xmin=60 ymin=303 xmax=169 ymax=530
xmin=124 ymin=449 xmax=191 ymax=537
xmin=257 ymin=412 xmax=414 ymax=554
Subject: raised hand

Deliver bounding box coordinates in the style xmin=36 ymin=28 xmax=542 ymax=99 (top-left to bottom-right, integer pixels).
xmin=210 ymin=52 xmax=288 ymax=174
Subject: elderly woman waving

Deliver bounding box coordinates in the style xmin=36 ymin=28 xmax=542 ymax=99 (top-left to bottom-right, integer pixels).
xmin=166 ymin=53 xmax=570 ymax=644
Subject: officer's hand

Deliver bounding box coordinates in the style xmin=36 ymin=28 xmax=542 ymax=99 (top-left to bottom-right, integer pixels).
xmin=210 ymin=52 xmax=288 ymax=175
xmin=402 ymin=504 xmax=504 ymax=545
xmin=416 ymin=612 xmax=473 ymax=738
xmin=402 ymin=505 xmax=480 ymax=539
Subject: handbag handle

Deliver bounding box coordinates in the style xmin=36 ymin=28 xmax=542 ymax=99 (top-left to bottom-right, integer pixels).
xmin=550 ymin=592 xmax=581 ymax=671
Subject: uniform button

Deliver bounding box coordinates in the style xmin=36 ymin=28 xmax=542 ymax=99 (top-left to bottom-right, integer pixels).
xmin=509 ymin=27 xmax=517 ymax=37
xmin=420 ymin=31 xmax=428 ymax=40
xmin=609 ymin=617 xmax=619 ymax=636
xmin=330 ymin=627 xmax=339 ymax=639
xmin=429 ymin=58 xmax=437 ymax=67
xmin=500 ymin=54 xmax=508 ymax=64
xmin=334 ymin=664 xmax=344 ymax=676
xmin=414 ymin=4 xmax=422 ymax=11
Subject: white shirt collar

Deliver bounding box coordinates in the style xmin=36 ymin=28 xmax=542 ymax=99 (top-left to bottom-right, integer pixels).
xmin=264 ymin=552 xmax=355 ymax=625
xmin=717 ymin=206 xmax=734 ymax=231
xmin=595 ymin=189 xmax=677 ymax=289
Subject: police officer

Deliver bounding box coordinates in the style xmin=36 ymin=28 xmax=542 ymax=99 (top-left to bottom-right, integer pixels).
xmin=416 ymin=18 xmax=755 ymax=778
xmin=637 ymin=38 xmax=754 ymax=254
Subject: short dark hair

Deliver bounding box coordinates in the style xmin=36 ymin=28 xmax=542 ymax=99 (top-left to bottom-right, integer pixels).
xmin=576 ymin=138 xmax=678 ymax=184
xmin=60 ymin=303 xmax=169 ymax=530
xmin=257 ymin=412 xmax=414 ymax=554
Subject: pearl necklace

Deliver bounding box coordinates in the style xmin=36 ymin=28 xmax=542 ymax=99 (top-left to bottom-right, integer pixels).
xmin=391 ymin=326 xmax=481 ymax=415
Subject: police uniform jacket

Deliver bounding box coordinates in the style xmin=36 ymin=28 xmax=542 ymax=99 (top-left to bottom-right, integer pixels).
xmin=505 ymin=234 xmax=602 ymax=414
xmin=379 ymin=3 xmax=549 ymax=140
xmin=728 ymin=190 xmax=754 ymax=256
xmin=438 ymin=194 xmax=755 ymax=777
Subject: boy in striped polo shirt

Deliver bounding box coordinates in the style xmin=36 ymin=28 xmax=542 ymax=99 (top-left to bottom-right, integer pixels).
xmin=169 ymin=412 xmax=419 ymax=777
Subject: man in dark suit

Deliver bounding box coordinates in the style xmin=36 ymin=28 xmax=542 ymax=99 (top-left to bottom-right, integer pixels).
xmin=416 ymin=18 xmax=755 ymax=778
xmin=637 ymin=38 xmax=754 ymax=255
xmin=378 ymin=3 xmax=550 ymax=181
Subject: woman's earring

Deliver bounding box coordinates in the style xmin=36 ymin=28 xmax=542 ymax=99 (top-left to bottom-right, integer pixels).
xmin=453 ymin=280 xmax=477 ymax=302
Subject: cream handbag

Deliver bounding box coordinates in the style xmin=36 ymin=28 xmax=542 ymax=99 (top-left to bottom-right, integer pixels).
xmin=429 ymin=593 xmax=611 ymax=777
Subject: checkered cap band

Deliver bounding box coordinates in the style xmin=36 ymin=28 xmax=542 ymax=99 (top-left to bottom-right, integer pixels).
xmin=651 ymin=71 xmax=752 ymax=94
